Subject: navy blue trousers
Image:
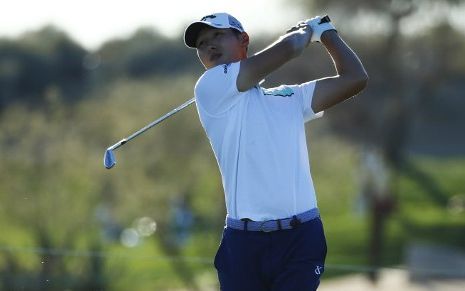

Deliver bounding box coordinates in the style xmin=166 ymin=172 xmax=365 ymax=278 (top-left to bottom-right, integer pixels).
xmin=214 ymin=217 xmax=327 ymax=291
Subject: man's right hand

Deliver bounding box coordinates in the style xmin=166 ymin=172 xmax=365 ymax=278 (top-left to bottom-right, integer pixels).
xmin=284 ymin=21 xmax=313 ymax=50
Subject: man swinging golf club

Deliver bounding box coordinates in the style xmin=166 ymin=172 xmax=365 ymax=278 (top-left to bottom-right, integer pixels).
xmin=184 ymin=12 xmax=368 ymax=290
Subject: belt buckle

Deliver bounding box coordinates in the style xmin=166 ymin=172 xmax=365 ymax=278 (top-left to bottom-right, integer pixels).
xmin=260 ymin=221 xmax=273 ymax=232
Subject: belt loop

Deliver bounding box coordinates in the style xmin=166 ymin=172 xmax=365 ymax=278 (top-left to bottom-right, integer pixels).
xmin=290 ymin=215 xmax=301 ymax=229
xmin=241 ymin=218 xmax=251 ymax=231
xmin=277 ymin=219 xmax=282 ymax=230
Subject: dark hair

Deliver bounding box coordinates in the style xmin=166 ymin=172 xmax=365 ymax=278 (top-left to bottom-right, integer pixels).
xmin=231 ymin=29 xmax=242 ymax=38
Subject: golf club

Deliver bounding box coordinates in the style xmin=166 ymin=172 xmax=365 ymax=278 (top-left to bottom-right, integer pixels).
xmin=103 ymin=15 xmax=331 ymax=169
xmin=104 ymin=97 xmax=195 ymax=169
xmin=319 ymin=15 xmax=330 ymax=24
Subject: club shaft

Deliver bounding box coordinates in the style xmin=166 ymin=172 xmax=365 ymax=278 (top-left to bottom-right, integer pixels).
xmin=108 ymin=97 xmax=196 ymax=151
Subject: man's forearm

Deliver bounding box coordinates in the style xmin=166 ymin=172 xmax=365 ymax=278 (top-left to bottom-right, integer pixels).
xmin=309 ymin=29 xmax=368 ymax=113
xmin=321 ymin=31 xmax=367 ymax=81
xmin=237 ymin=27 xmax=311 ymax=92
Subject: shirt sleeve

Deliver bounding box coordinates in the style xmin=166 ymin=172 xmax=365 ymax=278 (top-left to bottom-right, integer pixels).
xmin=289 ymin=80 xmax=324 ymax=123
xmin=194 ymin=62 xmax=241 ymax=115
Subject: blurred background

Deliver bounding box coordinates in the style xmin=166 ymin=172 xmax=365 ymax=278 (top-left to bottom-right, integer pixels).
xmin=1 ymin=0 xmax=464 ymax=290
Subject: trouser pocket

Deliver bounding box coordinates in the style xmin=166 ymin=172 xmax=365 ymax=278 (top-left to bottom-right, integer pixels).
xmin=214 ymin=230 xmax=227 ymax=271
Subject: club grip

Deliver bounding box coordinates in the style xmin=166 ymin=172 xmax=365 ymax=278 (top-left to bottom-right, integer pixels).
xmin=320 ymin=15 xmax=331 ymax=24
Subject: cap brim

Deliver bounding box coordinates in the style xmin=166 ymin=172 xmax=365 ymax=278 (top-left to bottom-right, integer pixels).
xmin=184 ymin=22 xmax=214 ymax=48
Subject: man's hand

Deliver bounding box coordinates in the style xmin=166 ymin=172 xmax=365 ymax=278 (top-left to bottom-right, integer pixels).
xmin=284 ymin=21 xmax=313 ymax=51
xmin=306 ymin=16 xmax=337 ymax=43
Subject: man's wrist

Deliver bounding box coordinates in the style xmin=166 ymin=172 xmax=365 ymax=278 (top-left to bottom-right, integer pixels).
xmin=320 ymin=29 xmax=338 ymax=45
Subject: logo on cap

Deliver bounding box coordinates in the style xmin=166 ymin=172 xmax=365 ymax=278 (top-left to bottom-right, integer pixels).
xmin=201 ymin=15 xmax=217 ymax=21
xmin=228 ymin=15 xmax=244 ymax=31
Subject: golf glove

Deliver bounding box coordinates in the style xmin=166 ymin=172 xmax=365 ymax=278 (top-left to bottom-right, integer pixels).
xmin=306 ymin=16 xmax=337 ymax=43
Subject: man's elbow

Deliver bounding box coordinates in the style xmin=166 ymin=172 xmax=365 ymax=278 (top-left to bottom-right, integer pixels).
xmin=350 ymin=69 xmax=368 ymax=94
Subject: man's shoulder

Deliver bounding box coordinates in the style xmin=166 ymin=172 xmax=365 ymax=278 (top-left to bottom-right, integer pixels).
xmin=199 ymin=62 xmax=240 ymax=80
xmin=194 ymin=61 xmax=244 ymax=115
xmin=195 ymin=62 xmax=241 ymax=92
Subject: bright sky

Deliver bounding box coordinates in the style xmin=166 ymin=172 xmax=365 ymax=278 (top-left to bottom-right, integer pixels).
xmin=0 ymin=0 xmax=303 ymax=49
xmin=2 ymin=1 xmax=464 ymax=50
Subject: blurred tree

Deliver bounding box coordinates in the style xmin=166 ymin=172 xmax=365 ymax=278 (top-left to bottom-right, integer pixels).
xmin=0 ymin=98 xmax=107 ymax=289
xmin=0 ymin=26 xmax=88 ymax=110
xmin=97 ymin=27 xmax=201 ymax=82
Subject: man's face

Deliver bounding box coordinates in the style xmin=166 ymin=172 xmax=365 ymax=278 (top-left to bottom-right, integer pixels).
xmin=195 ymin=27 xmax=247 ymax=69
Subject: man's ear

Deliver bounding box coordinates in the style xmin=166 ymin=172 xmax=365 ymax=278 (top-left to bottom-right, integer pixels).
xmin=240 ymin=32 xmax=250 ymax=48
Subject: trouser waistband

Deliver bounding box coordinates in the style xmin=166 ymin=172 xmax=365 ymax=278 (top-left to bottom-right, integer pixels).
xmin=226 ymin=208 xmax=320 ymax=232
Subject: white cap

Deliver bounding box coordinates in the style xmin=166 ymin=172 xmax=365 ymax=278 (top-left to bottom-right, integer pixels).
xmin=184 ymin=13 xmax=245 ymax=48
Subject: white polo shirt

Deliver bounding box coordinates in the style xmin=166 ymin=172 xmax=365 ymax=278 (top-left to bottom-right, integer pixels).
xmin=195 ymin=61 xmax=322 ymax=221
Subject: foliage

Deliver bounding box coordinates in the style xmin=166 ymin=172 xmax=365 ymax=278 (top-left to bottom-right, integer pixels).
xmin=0 ymin=26 xmax=88 ymax=109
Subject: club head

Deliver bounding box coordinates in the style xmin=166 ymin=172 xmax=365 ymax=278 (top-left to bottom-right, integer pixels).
xmin=104 ymin=149 xmax=116 ymax=169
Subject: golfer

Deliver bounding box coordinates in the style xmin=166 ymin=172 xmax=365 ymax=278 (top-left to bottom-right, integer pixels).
xmin=184 ymin=13 xmax=367 ymax=291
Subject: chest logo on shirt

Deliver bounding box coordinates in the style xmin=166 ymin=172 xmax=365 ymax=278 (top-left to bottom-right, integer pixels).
xmin=223 ymin=64 xmax=231 ymax=74
xmin=262 ymin=86 xmax=294 ymax=97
